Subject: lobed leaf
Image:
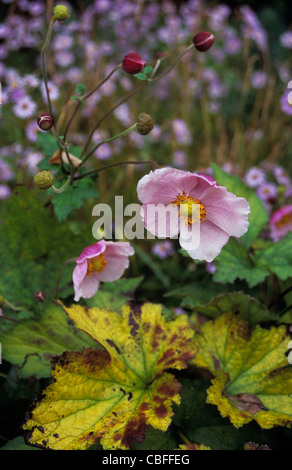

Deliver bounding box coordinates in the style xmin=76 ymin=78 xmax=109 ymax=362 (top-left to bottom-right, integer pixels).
xmin=24 ymin=302 xmax=196 ymax=450
xmin=192 ymin=313 xmax=292 ymax=429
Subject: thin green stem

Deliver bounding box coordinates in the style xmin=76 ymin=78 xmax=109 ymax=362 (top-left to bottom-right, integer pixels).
xmin=73 ymin=159 xmax=160 ymax=181
xmin=63 ymin=101 xmax=81 ymax=143
xmin=80 ymin=81 xmax=148 ymax=158
xmin=79 ymin=123 xmax=138 ymax=168
xmin=55 ymin=257 xmax=78 ymax=299
xmin=80 ymin=44 xmax=194 ymax=163
xmin=3 ymin=299 xmax=23 ymax=312
xmin=41 ymin=18 xmax=55 ymax=115
xmin=149 ymin=44 xmax=194 ymax=83
xmin=84 ymin=63 xmax=122 ymax=101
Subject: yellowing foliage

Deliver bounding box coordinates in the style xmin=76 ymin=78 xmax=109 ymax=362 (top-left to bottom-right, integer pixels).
xmin=24 ymin=302 xmax=196 ymax=450
xmin=192 ymin=312 xmax=292 ymax=429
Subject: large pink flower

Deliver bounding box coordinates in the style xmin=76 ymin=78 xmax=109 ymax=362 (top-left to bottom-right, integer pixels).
xmin=137 ymin=167 xmax=250 ymax=262
xmin=270 ymin=205 xmax=292 ymax=242
xmin=73 ymin=240 xmax=135 ymax=301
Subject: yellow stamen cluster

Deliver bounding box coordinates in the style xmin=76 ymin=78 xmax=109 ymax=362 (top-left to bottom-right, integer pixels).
xmin=171 ymin=190 xmax=206 ymax=226
xmin=86 ymin=254 xmax=107 ymax=275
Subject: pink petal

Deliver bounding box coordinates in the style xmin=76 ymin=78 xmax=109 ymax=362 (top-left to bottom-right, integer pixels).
xmin=72 ymin=259 xmax=88 ymax=286
xmin=200 ymin=185 xmax=250 ymax=237
xmin=74 ymin=274 xmax=100 ymax=302
xmin=97 ymin=241 xmax=134 ymax=282
xmin=140 ymin=203 xmax=180 ymax=238
xmin=180 ymin=220 xmax=230 ymax=262
xmin=137 ymin=168 xmax=216 ymax=206
xmin=76 ymin=240 xmax=106 ymax=264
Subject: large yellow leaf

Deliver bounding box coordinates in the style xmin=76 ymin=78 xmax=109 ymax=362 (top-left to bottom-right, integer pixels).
xmin=24 ymin=302 xmax=195 ymax=450
xmin=192 ymin=312 xmax=292 ymax=429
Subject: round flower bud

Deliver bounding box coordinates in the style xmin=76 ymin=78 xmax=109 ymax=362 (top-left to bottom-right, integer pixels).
xmin=193 ymin=31 xmax=214 ymax=52
xmin=53 ymin=5 xmax=69 ymax=21
xmin=122 ymin=52 xmax=146 ymax=75
xmin=37 ymin=113 xmax=54 ymax=131
xmin=35 ymin=291 xmax=46 ymax=302
xmin=0 ymin=294 xmax=5 ymax=308
xmin=34 ymin=171 xmax=54 ymax=190
xmin=136 ymin=113 xmax=154 ymax=135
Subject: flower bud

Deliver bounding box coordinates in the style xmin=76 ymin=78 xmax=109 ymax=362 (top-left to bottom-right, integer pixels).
xmin=0 ymin=294 xmax=5 ymax=308
xmin=193 ymin=31 xmax=214 ymax=52
xmin=35 ymin=291 xmax=46 ymax=302
xmin=34 ymin=171 xmax=54 ymax=190
xmin=136 ymin=113 xmax=154 ymax=135
xmin=122 ymin=52 xmax=146 ymax=75
xmin=37 ymin=113 xmax=54 ymax=131
xmin=53 ymin=5 xmax=69 ymax=21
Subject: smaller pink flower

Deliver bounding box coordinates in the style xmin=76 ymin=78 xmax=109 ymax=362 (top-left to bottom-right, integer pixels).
xmin=73 ymin=240 xmax=135 ymax=302
xmin=270 ymin=205 xmax=292 ymax=242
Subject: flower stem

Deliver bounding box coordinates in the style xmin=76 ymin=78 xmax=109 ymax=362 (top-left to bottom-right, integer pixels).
xmin=3 ymin=299 xmax=24 ymax=312
xmin=41 ymin=17 xmax=56 ymax=115
xmin=149 ymin=44 xmax=194 ymax=83
xmin=79 ymin=123 xmax=138 ymax=168
xmin=80 ymin=81 xmax=148 ymax=158
xmin=73 ymin=159 xmax=160 ymax=181
xmin=55 ymin=257 xmax=78 ymax=299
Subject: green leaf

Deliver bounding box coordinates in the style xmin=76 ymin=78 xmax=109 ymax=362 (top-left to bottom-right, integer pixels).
xmin=1 ymin=302 xmax=97 ymax=379
xmin=143 ymin=66 xmax=154 ymax=75
xmin=192 ymin=291 xmax=277 ymax=325
xmin=75 ymin=83 xmax=87 ymax=94
xmin=134 ymin=72 xmax=148 ymax=80
xmin=0 ymin=436 xmax=40 ymax=450
xmin=36 ymin=132 xmax=58 ymax=157
xmin=193 ymin=313 xmax=292 ymax=429
xmin=213 ymin=238 xmax=269 ymax=287
xmin=211 ymin=163 xmax=268 ymax=248
xmin=0 ymin=187 xmax=87 ymax=306
xmin=86 ymin=276 xmax=144 ymax=310
xmin=134 ymin=244 xmax=171 ymax=289
xmin=255 ymin=233 xmax=292 ymax=281
xmin=51 ymin=178 xmax=99 ymax=221
xmin=24 ymin=302 xmax=196 ymax=450
xmin=173 ymin=379 xmax=275 ymax=450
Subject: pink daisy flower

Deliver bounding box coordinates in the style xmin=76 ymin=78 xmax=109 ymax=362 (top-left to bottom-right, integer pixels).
xmin=137 ymin=168 xmax=250 ymax=262
xmin=72 ymin=240 xmax=135 ymax=302
xmin=270 ymin=205 xmax=292 ymax=242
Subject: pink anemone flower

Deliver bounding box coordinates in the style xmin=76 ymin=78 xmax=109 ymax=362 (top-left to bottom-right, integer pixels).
xmin=270 ymin=205 xmax=292 ymax=242
xmin=73 ymin=240 xmax=134 ymax=302
xmin=137 ymin=167 xmax=250 ymax=262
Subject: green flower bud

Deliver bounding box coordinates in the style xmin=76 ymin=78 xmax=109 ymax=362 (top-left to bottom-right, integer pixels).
xmin=136 ymin=113 xmax=154 ymax=135
xmin=53 ymin=5 xmax=69 ymax=21
xmin=34 ymin=171 xmax=54 ymax=190
xmin=0 ymin=294 xmax=5 ymax=308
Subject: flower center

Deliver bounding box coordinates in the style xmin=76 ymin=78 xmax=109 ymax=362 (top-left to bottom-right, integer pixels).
xmin=171 ymin=190 xmax=206 ymax=226
xmin=86 ymin=254 xmax=107 ymax=275
xmin=276 ymin=213 xmax=292 ymax=228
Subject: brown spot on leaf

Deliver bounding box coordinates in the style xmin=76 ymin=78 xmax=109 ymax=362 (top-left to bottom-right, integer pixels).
xmin=154 ymin=403 xmax=168 ymax=418
xmin=157 ymin=380 xmax=181 ymax=398
xmin=106 ymin=339 xmax=121 ymax=355
xmin=121 ymin=412 xmax=148 ymax=449
xmin=228 ymin=393 xmax=268 ymax=415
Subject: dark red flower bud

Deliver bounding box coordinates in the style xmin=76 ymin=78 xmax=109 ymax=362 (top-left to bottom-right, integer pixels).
xmin=122 ymin=52 xmax=146 ymax=75
xmin=37 ymin=113 xmax=55 ymax=131
xmin=192 ymin=31 xmax=214 ymax=52
xmin=35 ymin=291 xmax=46 ymax=302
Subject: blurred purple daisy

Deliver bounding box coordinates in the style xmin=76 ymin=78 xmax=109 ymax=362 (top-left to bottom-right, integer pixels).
xmin=152 ymin=241 xmax=175 ymax=259
xmin=270 ymin=205 xmax=292 ymax=241
xmin=244 ymin=167 xmax=266 ymax=188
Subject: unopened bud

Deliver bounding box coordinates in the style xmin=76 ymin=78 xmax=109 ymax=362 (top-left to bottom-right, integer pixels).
xmin=0 ymin=294 xmax=5 ymax=308
xmin=37 ymin=113 xmax=54 ymax=131
xmin=35 ymin=291 xmax=46 ymax=302
xmin=53 ymin=5 xmax=69 ymax=21
xmin=122 ymin=52 xmax=146 ymax=75
xmin=136 ymin=113 xmax=154 ymax=135
xmin=34 ymin=171 xmax=54 ymax=190
xmin=193 ymin=31 xmax=214 ymax=52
